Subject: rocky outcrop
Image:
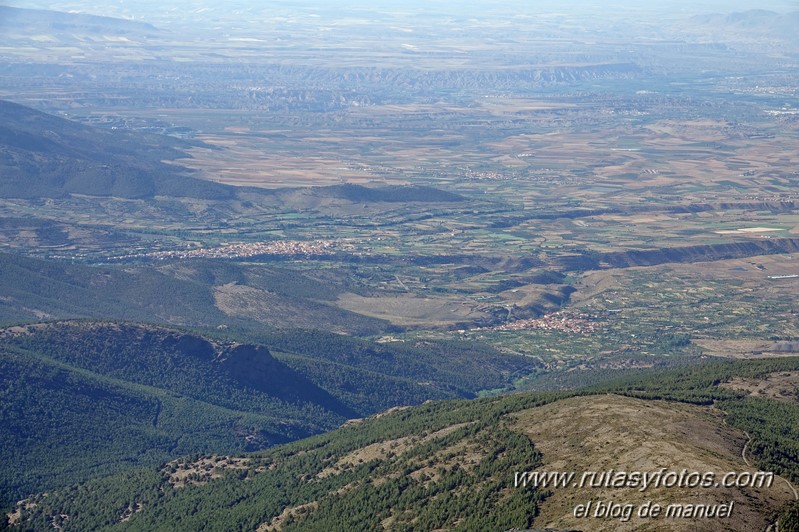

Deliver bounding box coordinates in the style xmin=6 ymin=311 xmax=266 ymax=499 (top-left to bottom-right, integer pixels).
xmin=218 ymin=343 xmax=358 ymax=419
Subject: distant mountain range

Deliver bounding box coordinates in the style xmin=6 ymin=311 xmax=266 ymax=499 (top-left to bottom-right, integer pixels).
xmin=688 ymin=10 xmax=799 ymax=41
xmin=0 ymin=5 xmax=160 ymax=37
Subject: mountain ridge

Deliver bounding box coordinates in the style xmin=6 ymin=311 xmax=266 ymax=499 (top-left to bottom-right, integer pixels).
xmin=0 ymin=99 xmax=235 ymax=200
xmin=0 ymin=5 xmax=161 ymax=36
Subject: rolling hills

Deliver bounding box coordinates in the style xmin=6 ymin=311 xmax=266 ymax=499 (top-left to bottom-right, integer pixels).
xmin=0 ymin=252 xmax=390 ymax=334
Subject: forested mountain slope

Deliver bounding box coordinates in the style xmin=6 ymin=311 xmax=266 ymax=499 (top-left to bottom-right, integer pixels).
xmin=7 ymin=357 xmax=799 ymax=531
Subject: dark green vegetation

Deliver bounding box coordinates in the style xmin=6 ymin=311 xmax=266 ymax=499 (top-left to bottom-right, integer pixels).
xmin=0 ymin=253 xmax=226 ymax=327
xmin=309 ymin=184 xmax=466 ymax=204
xmin=255 ymin=329 xmax=537 ymax=398
xmin=590 ymin=358 xmax=799 ymax=484
xmin=0 ymin=320 xmax=536 ymax=509
xmin=780 ymin=502 xmax=799 ymax=532
xmin=0 ymin=252 xmax=389 ymax=334
xmin=6 ymin=356 xmax=799 ymax=531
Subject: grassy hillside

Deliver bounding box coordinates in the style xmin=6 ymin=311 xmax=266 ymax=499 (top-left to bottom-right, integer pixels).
xmin=6 ymin=357 xmax=799 ymax=531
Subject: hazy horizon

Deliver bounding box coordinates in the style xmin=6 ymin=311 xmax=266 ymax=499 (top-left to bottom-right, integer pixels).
xmin=4 ymin=0 xmax=799 ymax=24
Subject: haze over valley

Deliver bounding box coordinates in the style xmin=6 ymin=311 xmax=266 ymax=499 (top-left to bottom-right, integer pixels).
xmin=1 ymin=1 xmax=799 ymax=529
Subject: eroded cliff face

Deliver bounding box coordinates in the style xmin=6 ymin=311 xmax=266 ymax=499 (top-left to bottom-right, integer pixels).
xmin=669 ymin=201 xmax=799 ymax=214
xmin=215 ymin=344 xmax=278 ymax=386
xmin=555 ymin=238 xmax=799 ymax=271
xmin=600 ymin=238 xmax=799 ymax=268
xmin=161 ymin=332 xmax=216 ymax=361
